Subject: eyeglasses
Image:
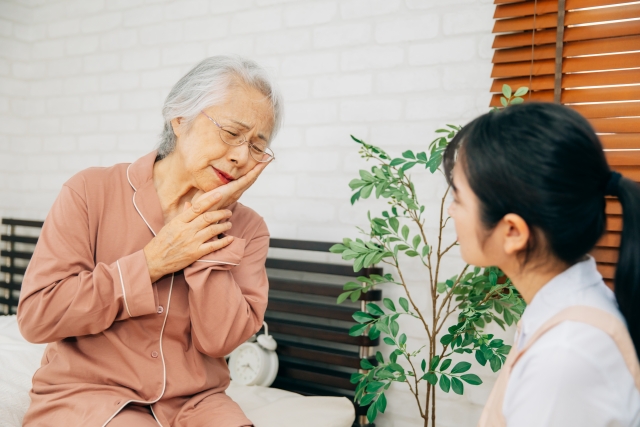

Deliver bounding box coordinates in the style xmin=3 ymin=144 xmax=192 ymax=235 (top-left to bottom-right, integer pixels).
xmin=200 ymin=111 xmax=275 ymax=163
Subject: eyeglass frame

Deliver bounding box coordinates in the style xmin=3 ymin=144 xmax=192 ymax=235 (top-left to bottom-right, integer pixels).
xmin=200 ymin=111 xmax=275 ymax=163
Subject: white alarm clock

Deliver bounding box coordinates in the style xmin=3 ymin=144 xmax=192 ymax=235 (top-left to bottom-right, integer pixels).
xmin=228 ymin=321 xmax=279 ymax=387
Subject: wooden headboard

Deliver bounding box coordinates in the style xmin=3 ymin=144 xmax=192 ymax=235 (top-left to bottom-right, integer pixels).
xmin=1 ymin=220 xmax=381 ymax=427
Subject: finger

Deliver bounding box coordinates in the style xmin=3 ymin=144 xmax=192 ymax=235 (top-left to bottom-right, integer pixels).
xmin=196 ymin=209 xmax=232 ymax=230
xmin=197 ymin=221 xmax=232 ymax=241
xmin=199 ymin=235 xmax=234 ymax=256
xmin=180 ymin=192 xmax=222 ymax=222
xmin=183 ymin=201 xmax=192 ymax=212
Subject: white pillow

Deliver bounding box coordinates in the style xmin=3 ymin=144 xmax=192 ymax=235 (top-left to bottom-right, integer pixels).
xmin=0 ymin=316 xmax=46 ymax=427
xmin=0 ymin=316 xmax=355 ymax=427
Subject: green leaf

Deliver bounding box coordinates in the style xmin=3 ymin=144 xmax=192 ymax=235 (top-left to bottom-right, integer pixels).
xmin=424 ymin=372 xmax=438 ymax=385
xmin=367 ymin=399 xmax=378 ymax=422
xmin=389 ymin=158 xmax=406 ymax=167
xmin=416 ymin=151 xmax=428 ymax=162
xmin=349 ymin=323 xmax=368 ymax=336
xmin=440 ymin=359 xmax=452 ymax=371
xmin=329 ymin=243 xmax=346 ymax=253
xmin=460 ymin=374 xmax=483 ymax=385
xmin=361 ymin=358 xmax=375 ymax=370
xmin=451 ymin=377 xmax=464 ymax=395
xmin=388 ymin=217 xmax=399 ymax=233
xmin=439 ymin=374 xmax=451 ymax=393
xmin=366 ymin=381 xmax=385 ymax=392
xmin=383 ymin=337 xmax=395 ymax=346
xmin=350 ymin=372 xmax=364 ymax=384
xmin=360 ymin=392 xmax=375 ymax=406
xmin=390 ymin=320 xmax=399 ymax=337
xmin=500 ymin=97 xmax=508 ymax=107
xmin=489 ymin=355 xmax=502 ymax=373
xmin=475 ymin=349 xmax=487 ymax=366
xmin=422 ymin=245 xmax=431 ymax=257
xmin=451 ymin=362 xmax=471 ymax=374
xmin=402 ymin=150 xmax=415 ymax=159
xmin=421 ymin=359 xmax=426 ymax=372
xmin=337 ymin=291 xmax=351 ymax=304
xmin=514 ymin=86 xmax=528 ymax=97
xmin=343 ymin=281 xmax=362 ymax=290
xmin=510 ymin=97 xmax=524 ymax=105
xmin=366 ymin=303 xmax=385 ymax=316
xmin=405 ymin=250 xmax=419 ymax=257
xmin=350 ymin=134 xmax=364 ymax=144
xmin=496 ymin=345 xmax=512 ymax=355
xmin=350 ymin=189 xmax=361 ymax=205
xmin=401 ymin=161 xmax=417 ymax=171
xmin=412 ymin=235 xmax=421 ymax=249
xmin=504 ymin=309 xmax=514 ymax=326
xmin=399 ymin=297 xmax=409 ymax=312
xmin=399 ymin=333 xmax=407 ymax=346
xmin=361 ymin=184 xmax=374 ymax=199
xmin=377 ymin=393 xmax=387 ymax=413
xmin=383 ymin=298 xmax=396 ymax=312
xmin=348 ymin=179 xmax=366 ymax=190
xmin=440 ymin=334 xmax=453 ymax=345
xmin=429 ymin=356 xmax=440 ymax=371
xmin=353 ymin=311 xmax=373 ymax=323
xmin=502 ymin=84 xmax=512 ymax=99
xmin=401 ymin=225 xmax=409 ymax=241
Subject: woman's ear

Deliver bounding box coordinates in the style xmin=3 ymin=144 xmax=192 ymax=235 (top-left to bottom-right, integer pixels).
xmin=501 ymin=213 xmax=530 ymax=255
xmin=170 ymin=117 xmax=184 ymax=138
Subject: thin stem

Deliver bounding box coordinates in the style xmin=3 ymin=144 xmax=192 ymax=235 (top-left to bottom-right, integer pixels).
xmin=395 ymin=259 xmax=432 ymax=341
xmin=405 ymin=354 xmax=425 ymax=418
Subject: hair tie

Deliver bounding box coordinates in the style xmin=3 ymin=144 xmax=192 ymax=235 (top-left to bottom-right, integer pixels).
xmin=605 ymin=171 xmax=622 ymax=197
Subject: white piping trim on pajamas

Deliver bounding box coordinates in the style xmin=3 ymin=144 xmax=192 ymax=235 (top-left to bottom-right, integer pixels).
xmin=100 ymin=164 xmax=174 ymax=427
xmin=116 ymin=260 xmax=132 ymax=318
xmin=194 ymin=260 xmax=239 ymax=266
xmin=127 ymin=164 xmax=157 ymax=237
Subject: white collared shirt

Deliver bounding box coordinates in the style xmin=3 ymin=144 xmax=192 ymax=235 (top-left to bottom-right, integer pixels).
xmin=503 ymin=256 xmax=640 ymax=427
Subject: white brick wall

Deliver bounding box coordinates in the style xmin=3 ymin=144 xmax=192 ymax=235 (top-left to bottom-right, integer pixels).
xmin=0 ymin=1 xmax=509 ymax=426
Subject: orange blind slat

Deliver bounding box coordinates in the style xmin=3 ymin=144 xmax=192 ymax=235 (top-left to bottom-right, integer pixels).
xmin=563 ymin=69 xmax=640 ymax=89
xmin=590 ymin=117 xmax=640 ymax=133
xmin=571 ymin=101 xmax=640 ymax=119
xmin=598 ymin=134 xmax=640 ymax=149
xmin=564 ymin=51 xmax=640 ymax=73
xmin=564 ymin=35 xmax=640 ymax=58
xmin=565 ymin=3 xmax=640 ymax=26
xmin=563 ymin=85 xmax=640 ymax=103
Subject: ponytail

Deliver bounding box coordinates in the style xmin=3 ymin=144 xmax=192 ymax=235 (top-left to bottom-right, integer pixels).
xmin=612 ymin=175 xmax=640 ymax=356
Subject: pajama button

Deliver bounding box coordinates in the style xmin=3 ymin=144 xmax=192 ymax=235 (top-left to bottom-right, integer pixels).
xmin=151 ymin=351 xmax=158 ymax=358
xmin=157 ymin=306 xmax=163 ymax=314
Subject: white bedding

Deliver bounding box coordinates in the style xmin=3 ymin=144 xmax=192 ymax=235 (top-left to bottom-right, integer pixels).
xmin=0 ymin=316 xmax=354 ymax=427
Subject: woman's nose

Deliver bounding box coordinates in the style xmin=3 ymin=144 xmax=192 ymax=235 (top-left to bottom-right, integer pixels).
xmin=227 ymin=143 xmax=250 ymax=165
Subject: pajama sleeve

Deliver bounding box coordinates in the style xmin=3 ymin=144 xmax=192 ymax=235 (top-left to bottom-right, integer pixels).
xmin=183 ymin=216 xmax=270 ymax=358
xmin=17 ymin=183 xmax=157 ymax=344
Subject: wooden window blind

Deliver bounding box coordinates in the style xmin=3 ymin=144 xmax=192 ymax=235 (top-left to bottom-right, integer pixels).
xmin=490 ymin=0 xmax=640 ymax=287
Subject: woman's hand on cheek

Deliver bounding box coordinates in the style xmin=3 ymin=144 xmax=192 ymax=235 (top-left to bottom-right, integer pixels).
xmin=193 ymin=159 xmax=272 ymax=211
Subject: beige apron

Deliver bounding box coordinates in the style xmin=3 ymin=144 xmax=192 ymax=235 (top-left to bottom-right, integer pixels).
xmin=478 ymin=306 xmax=640 ymax=427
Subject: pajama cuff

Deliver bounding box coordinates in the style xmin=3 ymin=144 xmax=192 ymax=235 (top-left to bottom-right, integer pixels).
xmin=116 ymin=249 xmax=156 ymax=318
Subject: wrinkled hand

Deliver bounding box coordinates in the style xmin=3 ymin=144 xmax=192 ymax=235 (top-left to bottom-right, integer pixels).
xmin=191 ymin=158 xmax=271 ymax=212
xmin=143 ymin=193 xmax=235 ymax=282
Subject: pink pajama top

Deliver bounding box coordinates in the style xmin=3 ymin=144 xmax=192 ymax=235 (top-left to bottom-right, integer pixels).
xmin=17 ymin=151 xmax=270 ymax=426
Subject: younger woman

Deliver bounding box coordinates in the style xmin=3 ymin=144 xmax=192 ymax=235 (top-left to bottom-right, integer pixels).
xmin=444 ymin=102 xmax=640 ymax=427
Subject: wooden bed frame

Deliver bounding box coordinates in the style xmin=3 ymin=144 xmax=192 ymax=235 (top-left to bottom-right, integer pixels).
xmin=1 ymin=218 xmax=382 ymax=427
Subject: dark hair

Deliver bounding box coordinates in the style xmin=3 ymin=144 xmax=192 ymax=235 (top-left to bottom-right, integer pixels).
xmin=443 ymin=102 xmax=640 ymax=355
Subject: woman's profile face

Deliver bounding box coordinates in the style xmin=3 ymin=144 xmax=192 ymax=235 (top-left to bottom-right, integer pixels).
xmin=172 ymin=81 xmax=274 ymax=193
xmin=448 ymin=163 xmax=497 ymax=267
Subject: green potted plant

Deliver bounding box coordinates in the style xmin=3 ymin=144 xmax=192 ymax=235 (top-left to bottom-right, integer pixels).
xmin=331 ymin=86 xmax=529 ymax=426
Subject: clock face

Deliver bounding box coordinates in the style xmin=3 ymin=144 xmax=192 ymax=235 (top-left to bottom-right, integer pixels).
xmin=230 ymin=344 xmax=262 ymax=385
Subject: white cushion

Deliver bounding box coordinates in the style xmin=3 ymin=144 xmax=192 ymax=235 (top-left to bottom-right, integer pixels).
xmin=0 ymin=316 xmax=355 ymax=427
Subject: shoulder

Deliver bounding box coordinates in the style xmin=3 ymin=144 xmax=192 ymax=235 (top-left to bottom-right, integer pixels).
xmin=229 ymin=202 xmax=270 ymax=239
xmin=506 ymin=322 xmax=639 ymax=417
xmin=62 ymin=163 xmax=130 ymax=200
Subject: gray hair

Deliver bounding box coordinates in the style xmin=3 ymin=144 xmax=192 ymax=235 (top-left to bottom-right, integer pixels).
xmin=157 ymin=55 xmax=283 ymax=159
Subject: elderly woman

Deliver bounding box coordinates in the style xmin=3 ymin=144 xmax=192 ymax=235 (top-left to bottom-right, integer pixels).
xmin=16 ymin=56 xmax=282 ymax=427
